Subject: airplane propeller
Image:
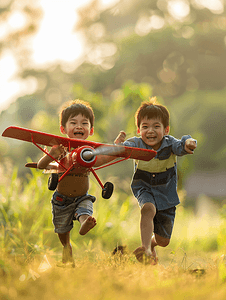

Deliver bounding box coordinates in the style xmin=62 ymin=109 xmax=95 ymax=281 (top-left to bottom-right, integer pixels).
xmin=81 ymin=145 xmax=124 ymax=161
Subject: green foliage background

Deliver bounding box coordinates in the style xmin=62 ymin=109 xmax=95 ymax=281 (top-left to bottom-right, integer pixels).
xmin=1 ymin=164 xmax=226 ymax=258
xmin=1 ymin=0 xmax=226 ymax=187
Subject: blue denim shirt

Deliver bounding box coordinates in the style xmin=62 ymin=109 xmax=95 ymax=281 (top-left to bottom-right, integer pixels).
xmin=123 ymin=135 xmax=193 ymax=210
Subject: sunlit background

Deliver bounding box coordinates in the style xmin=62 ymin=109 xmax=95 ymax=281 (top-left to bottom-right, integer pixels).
xmin=0 ymin=0 xmax=226 ymax=193
xmin=0 ymin=0 xmax=226 ymax=196
xmin=0 ymin=0 xmax=119 ymax=111
xmin=1 ymin=0 xmax=225 ymax=110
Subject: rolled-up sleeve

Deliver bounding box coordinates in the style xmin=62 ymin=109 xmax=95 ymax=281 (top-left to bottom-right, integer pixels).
xmin=123 ymin=137 xmax=140 ymax=148
xmin=171 ymin=135 xmax=193 ymax=156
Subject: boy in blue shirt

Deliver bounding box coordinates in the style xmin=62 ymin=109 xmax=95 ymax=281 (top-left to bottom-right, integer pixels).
xmin=114 ymin=97 xmax=197 ymax=264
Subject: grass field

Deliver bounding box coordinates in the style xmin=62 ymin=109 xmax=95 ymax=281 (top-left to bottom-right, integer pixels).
xmin=1 ymin=165 xmax=226 ymax=299
xmin=1 ymin=247 xmax=226 ymax=300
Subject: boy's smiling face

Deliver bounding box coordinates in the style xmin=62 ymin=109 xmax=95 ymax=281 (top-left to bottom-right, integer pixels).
xmin=138 ymin=117 xmax=169 ymax=150
xmin=60 ymin=113 xmax=94 ymax=140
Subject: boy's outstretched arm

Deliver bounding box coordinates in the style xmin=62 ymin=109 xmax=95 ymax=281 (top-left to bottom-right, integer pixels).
xmin=114 ymin=131 xmax=126 ymax=145
xmin=94 ymin=131 xmax=127 ymax=167
xmin=37 ymin=145 xmax=65 ymax=169
xmin=184 ymin=138 xmax=197 ymax=154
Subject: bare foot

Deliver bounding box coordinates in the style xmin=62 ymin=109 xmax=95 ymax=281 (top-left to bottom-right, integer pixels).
xmin=133 ymin=246 xmax=146 ymax=263
xmin=151 ymin=246 xmax=157 ymax=262
xmin=79 ymin=216 xmax=96 ymax=235
xmin=59 ymin=244 xmax=75 ymax=268
xmin=151 ymin=236 xmax=158 ymax=263
xmin=133 ymin=246 xmax=158 ymax=265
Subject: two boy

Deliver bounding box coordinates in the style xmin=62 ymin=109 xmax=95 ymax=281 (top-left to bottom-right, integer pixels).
xmin=38 ymin=97 xmax=196 ymax=266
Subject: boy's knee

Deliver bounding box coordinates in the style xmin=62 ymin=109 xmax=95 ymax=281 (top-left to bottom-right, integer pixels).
xmin=159 ymin=239 xmax=170 ymax=247
xmin=155 ymin=235 xmax=170 ymax=247
xmin=141 ymin=202 xmax=156 ymax=217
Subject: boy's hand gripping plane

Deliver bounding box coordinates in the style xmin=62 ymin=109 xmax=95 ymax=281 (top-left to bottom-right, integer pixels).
xmin=2 ymin=126 xmax=157 ymax=199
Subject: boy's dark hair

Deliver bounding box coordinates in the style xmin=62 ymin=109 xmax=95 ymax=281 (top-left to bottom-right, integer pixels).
xmin=59 ymin=99 xmax=94 ymax=128
xmin=135 ymin=97 xmax=169 ymax=128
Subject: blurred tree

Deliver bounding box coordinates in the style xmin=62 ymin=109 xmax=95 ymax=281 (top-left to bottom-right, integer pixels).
xmin=0 ymin=0 xmax=226 ymax=183
xmin=74 ymin=0 xmax=226 ymax=98
xmin=0 ymin=0 xmax=42 ymax=68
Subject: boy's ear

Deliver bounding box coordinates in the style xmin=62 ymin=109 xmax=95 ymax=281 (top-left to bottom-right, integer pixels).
xmin=164 ymin=126 xmax=170 ymax=135
xmin=60 ymin=125 xmax=66 ymax=134
xmin=90 ymin=127 xmax=94 ymax=136
xmin=137 ymin=128 xmax=140 ymax=134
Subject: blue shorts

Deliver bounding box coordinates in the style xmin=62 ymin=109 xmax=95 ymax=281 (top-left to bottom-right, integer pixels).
xmin=51 ymin=191 xmax=96 ymax=234
xmin=153 ymin=206 xmax=176 ymax=239
xmin=137 ymin=191 xmax=176 ymax=239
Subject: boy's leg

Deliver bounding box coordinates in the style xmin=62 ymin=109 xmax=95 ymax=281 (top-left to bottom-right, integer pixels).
xmin=134 ymin=202 xmax=157 ymax=264
xmin=58 ymin=231 xmax=75 ymax=266
xmin=75 ymin=199 xmax=96 ymax=235
xmin=151 ymin=206 xmax=175 ymax=254
xmin=78 ymin=214 xmax=96 ymax=235
xmin=151 ymin=233 xmax=170 ymax=255
xmin=140 ymin=202 xmax=156 ymax=254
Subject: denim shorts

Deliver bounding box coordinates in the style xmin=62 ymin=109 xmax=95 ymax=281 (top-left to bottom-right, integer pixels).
xmin=51 ymin=191 xmax=96 ymax=234
xmin=137 ymin=191 xmax=176 ymax=239
xmin=153 ymin=206 xmax=176 ymax=239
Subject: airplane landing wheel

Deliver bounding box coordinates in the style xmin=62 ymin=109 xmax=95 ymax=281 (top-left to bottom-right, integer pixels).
xmin=48 ymin=173 xmax=58 ymax=191
xmin=102 ymin=182 xmax=114 ymax=199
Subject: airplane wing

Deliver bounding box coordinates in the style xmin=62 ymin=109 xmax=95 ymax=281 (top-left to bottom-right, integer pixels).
xmin=113 ymin=146 xmax=156 ymax=161
xmin=2 ymin=126 xmax=104 ymax=148
xmin=25 ymin=162 xmax=58 ymax=170
xmin=2 ymin=126 xmax=157 ymax=161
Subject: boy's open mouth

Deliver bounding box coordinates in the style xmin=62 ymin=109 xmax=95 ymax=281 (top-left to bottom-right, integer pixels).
xmin=74 ymin=132 xmax=84 ymax=136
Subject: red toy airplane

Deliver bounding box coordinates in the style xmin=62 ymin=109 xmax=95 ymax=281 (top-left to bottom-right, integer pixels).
xmin=2 ymin=126 xmax=157 ymax=199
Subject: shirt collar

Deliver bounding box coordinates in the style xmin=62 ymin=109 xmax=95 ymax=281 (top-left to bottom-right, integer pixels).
xmin=141 ymin=135 xmax=169 ymax=152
